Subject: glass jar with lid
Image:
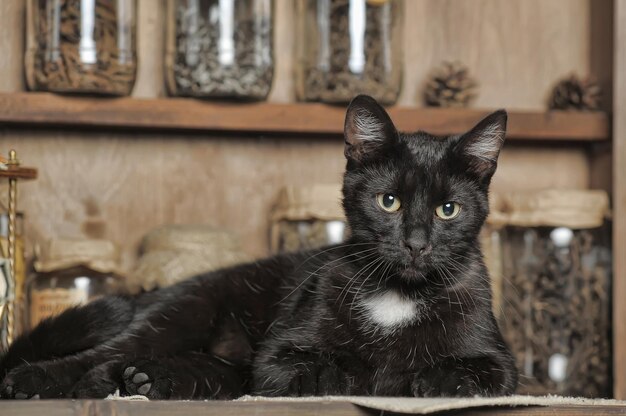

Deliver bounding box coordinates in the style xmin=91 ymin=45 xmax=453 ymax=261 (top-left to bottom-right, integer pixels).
xmin=295 ymin=0 xmax=404 ymax=105
xmin=486 ymin=190 xmax=612 ymax=398
xmin=270 ymin=185 xmax=347 ymax=253
xmin=25 ymin=0 xmax=137 ymax=95
xmin=165 ymin=0 xmax=274 ymax=100
xmin=28 ymin=239 xmax=124 ymax=329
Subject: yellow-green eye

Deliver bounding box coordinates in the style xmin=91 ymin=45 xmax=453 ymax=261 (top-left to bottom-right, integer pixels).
xmin=377 ymin=193 xmax=401 ymax=212
xmin=435 ymin=202 xmax=461 ymax=220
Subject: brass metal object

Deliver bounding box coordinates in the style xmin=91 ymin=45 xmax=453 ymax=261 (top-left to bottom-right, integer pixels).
xmin=0 ymin=150 xmax=37 ymax=351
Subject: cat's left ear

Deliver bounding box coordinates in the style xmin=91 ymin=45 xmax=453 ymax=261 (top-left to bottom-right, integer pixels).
xmin=454 ymin=110 xmax=507 ymax=181
xmin=344 ymin=95 xmax=398 ymax=162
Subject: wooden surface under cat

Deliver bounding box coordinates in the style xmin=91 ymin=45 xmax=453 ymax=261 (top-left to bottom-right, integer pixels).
xmin=2 ymin=400 xmax=626 ymax=416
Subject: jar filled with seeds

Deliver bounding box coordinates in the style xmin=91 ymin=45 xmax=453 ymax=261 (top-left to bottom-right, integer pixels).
xmin=270 ymin=185 xmax=347 ymax=253
xmin=165 ymin=0 xmax=274 ymax=100
xmin=25 ymin=0 xmax=137 ymax=95
xmin=487 ymin=190 xmax=612 ymax=398
xmin=295 ymin=0 xmax=404 ymax=105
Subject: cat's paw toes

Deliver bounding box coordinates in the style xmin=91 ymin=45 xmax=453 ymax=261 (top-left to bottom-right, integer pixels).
xmin=1 ymin=365 xmax=61 ymax=399
xmin=411 ymin=366 xmax=481 ymax=397
xmin=122 ymin=360 xmax=171 ymax=399
xmin=288 ymin=360 xmax=351 ymax=396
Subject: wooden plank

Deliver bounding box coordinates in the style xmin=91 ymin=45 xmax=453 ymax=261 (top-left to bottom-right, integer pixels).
xmin=2 ymin=400 xmax=626 ymax=416
xmin=401 ymin=0 xmax=592 ymax=110
xmin=0 ymin=401 xmax=371 ymax=416
xmin=0 ymin=167 xmax=38 ymax=180
xmin=0 ymin=1 xmax=24 ymax=92
xmin=0 ymin=92 xmax=610 ymax=141
xmin=0 ymin=131 xmax=590 ymax=269
xmin=613 ymin=0 xmax=626 ymax=401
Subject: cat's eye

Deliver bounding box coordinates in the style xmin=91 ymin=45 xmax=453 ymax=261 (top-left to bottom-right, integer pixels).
xmin=435 ymin=202 xmax=461 ymax=220
xmin=377 ymin=193 xmax=401 ymax=212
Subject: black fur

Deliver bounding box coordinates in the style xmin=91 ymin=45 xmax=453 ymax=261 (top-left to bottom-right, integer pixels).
xmin=0 ymin=95 xmax=517 ymax=399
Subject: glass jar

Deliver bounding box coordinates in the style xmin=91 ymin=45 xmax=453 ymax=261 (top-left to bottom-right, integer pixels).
xmin=295 ymin=0 xmax=404 ymax=105
xmin=488 ymin=190 xmax=612 ymax=398
xmin=165 ymin=0 xmax=274 ymax=100
xmin=0 ymin=214 xmax=26 ymax=339
xmin=28 ymin=239 xmax=123 ymax=329
xmin=25 ymin=0 xmax=137 ymax=95
xmin=270 ymin=185 xmax=347 ymax=253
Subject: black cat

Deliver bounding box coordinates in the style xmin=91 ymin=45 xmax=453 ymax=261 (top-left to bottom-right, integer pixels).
xmin=0 ymin=95 xmax=517 ymax=400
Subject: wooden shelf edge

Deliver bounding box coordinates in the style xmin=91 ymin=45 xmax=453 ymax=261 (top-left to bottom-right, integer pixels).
xmin=2 ymin=400 xmax=626 ymax=416
xmin=0 ymin=92 xmax=610 ymax=142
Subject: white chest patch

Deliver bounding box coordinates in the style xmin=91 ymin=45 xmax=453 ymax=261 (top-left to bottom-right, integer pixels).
xmin=361 ymin=290 xmax=418 ymax=329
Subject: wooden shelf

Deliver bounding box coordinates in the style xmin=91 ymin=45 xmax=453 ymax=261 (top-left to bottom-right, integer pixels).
xmin=3 ymin=400 xmax=626 ymax=416
xmin=0 ymin=92 xmax=610 ymax=142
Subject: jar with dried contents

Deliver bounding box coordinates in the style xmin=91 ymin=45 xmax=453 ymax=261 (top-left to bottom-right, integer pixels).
xmin=486 ymin=190 xmax=612 ymax=398
xmin=25 ymin=0 xmax=137 ymax=95
xmin=270 ymin=185 xmax=347 ymax=253
xmin=165 ymin=0 xmax=274 ymax=100
xmin=295 ymin=0 xmax=404 ymax=105
xmin=28 ymin=239 xmax=123 ymax=329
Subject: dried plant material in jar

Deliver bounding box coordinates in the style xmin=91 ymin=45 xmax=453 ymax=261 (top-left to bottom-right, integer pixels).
xmin=26 ymin=0 xmax=137 ymax=95
xmin=498 ymin=227 xmax=611 ymax=397
xmin=165 ymin=0 xmax=274 ymax=100
xmin=296 ymin=0 xmax=403 ymax=105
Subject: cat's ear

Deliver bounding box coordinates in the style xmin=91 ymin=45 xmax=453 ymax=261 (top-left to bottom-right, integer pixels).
xmin=454 ymin=110 xmax=507 ymax=181
xmin=344 ymin=95 xmax=398 ymax=162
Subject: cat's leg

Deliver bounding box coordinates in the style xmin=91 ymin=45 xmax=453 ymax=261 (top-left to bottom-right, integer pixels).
xmin=411 ymin=353 xmax=517 ymax=397
xmin=0 ymin=296 xmax=134 ymax=378
xmin=121 ymin=352 xmax=244 ymax=400
xmin=1 ymin=299 xmax=248 ymax=398
xmin=253 ymin=344 xmax=358 ymax=397
xmin=1 ymin=353 xmax=92 ymax=399
xmin=1 ymin=258 xmax=286 ymax=400
xmin=71 ymin=360 xmax=125 ymax=398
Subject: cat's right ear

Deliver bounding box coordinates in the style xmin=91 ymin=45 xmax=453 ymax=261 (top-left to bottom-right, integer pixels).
xmin=344 ymin=95 xmax=398 ymax=162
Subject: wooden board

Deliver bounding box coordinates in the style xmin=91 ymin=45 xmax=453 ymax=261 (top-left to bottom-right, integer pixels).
xmin=0 ymin=167 xmax=38 ymax=180
xmin=3 ymin=400 xmax=626 ymax=416
xmin=0 ymin=1 xmax=24 ymax=93
xmin=0 ymin=93 xmax=610 ymax=142
xmin=613 ymin=0 xmax=626 ymax=401
xmin=400 ymin=0 xmax=594 ymax=109
xmin=0 ymin=130 xmax=591 ymax=271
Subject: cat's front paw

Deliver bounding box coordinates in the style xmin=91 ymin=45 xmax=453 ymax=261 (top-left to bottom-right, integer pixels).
xmin=411 ymin=364 xmax=483 ymax=397
xmin=122 ymin=359 xmax=172 ymax=399
xmin=1 ymin=364 xmax=62 ymax=399
xmin=287 ymin=358 xmax=352 ymax=396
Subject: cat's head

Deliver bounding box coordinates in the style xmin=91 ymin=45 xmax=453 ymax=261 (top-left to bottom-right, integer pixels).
xmin=341 ymin=95 xmax=506 ymax=288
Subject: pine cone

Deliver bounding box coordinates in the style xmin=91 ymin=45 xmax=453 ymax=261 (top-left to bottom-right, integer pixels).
xmin=423 ymin=61 xmax=478 ymax=107
xmin=548 ymin=75 xmax=602 ymax=111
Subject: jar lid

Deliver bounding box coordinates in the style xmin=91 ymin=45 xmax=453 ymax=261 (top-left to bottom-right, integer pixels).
xmin=34 ymin=238 xmax=121 ymax=274
xmin=271 ymin=184 xmax=345 ymax=222
xmin=488 ymin=190 xmax=610 ymax=229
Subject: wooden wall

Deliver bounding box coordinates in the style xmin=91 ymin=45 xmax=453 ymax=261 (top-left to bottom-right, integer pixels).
xmin=0 ymin=0 xmax=611 ymax=270
xmin=613 ymin=0 xmax=626 ymax=400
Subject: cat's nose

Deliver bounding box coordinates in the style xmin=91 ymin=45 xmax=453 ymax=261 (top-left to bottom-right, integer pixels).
xmin=402 ymin=240 xmax=432 ymax=257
